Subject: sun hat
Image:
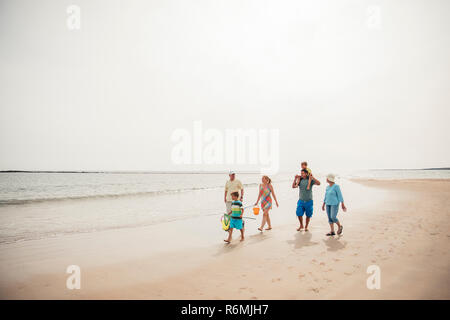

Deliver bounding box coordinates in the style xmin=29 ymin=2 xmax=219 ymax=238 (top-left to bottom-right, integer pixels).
xmin=326 ymin=173 xmax=336 ymax=182
xmin=229 ymin=170 xmax=236 ymax=175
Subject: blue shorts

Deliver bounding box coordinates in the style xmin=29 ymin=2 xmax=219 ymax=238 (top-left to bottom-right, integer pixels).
xmin=229 ymin=217 xmax=244 ymax=230
xmin=296 ymin=200 xmax=313 ymax=218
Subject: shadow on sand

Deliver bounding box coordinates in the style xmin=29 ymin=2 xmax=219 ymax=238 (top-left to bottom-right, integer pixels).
xmin=323 ymin=236 xmax=347 ymax=251
xmin=286 ymin=231 xmax=319 ymax=250
xmin=213 ymin=231 xmax=271 ymax=257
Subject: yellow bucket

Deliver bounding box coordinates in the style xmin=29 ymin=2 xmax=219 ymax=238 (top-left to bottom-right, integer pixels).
xmin=253 ymin=207 xmax=260 ymax=215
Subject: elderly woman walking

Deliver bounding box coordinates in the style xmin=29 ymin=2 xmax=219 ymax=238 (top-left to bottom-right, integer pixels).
xmin=322 ymin=174 xmax=347 ymax=236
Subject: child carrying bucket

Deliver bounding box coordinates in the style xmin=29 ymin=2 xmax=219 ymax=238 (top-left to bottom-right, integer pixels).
xmin=254 ymin=176 xmax=279 ymax=232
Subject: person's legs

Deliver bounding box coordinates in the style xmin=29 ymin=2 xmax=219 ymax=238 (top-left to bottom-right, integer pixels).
xmin=304 ymin=200 xmax=313 ymax=231
xmin=297 ymin=216 xmax=304 ymax=231
xmin=330 ymin=205 xmax=339 ymax=224
xmin=225 ymin=228 xmax=233 ymax=242
xmin=329 ymin=223 xmax=334 ymax=233
xmin=266 ymin=210 xmax=272 ymax=229
xmin=305 ymin=217 xmax=311 ymax=231
xmin=326 ymin=205 xmax=334 ymax=233
xmin=296 ymin=200 xmax=305 ymax=231
xmin=330 ymin=205 xmax=342 ymax=234
xmin=336 ymin=221 xmax=342 ymax=234
xmin=226 ymin=201 xmax=232 ymax=214
xmin=259 ymin=212 xmax=266 ymax=231
xmin=262 ymin=212 xmax=268 ymax=229
xmin=240 ymin=228 xmax=245 ymax=241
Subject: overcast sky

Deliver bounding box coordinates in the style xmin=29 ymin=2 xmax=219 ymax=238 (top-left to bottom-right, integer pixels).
xmin=0 ymin=0 xmax=449 ymax=173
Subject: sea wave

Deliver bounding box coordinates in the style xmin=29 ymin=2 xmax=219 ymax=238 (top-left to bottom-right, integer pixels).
xmin=0 ymin=182 xmax=264 ymax=205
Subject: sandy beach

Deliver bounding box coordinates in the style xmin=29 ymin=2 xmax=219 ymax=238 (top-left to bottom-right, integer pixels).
xmin=0 ymin=178 xmax=449 ymax=299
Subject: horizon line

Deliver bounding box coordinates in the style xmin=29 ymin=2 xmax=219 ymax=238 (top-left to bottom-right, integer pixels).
xmin=0 ymin=167 xmax=449 ymax=174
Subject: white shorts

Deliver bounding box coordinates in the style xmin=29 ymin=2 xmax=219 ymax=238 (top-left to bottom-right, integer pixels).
xmin=226 ymin=201 xmax=232 ymax=214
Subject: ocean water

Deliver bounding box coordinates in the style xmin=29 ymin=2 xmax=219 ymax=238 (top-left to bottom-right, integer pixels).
xmin=0 ymin=170 xmax=448 ymax=244
xmin=0 ymin=172 xmax=291 ymax=244
xmin=0 ymin=172 xmax=267 ymax=205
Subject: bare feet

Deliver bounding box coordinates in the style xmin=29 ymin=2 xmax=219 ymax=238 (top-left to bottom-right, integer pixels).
xmin=305 ymin=228 xmax=309 ymax=232
xmin=240 ymin=237 xmax=245 ymax=241
xmin=258 ymin=228 xmax=263 ymax=232
xmin=297 ymin=227 xmax=304 ymax=231
xmin=224 ymin=239 xmax=230 ymax=243
xmin=265 ymin=227 xmax=272 ymax=230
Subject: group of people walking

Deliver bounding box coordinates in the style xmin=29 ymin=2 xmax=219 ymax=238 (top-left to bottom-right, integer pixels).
xmin=223 ymin=162 xmax=347 ymax=243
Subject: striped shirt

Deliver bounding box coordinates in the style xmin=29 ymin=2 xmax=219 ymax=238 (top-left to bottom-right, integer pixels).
xmin=230 ymin=200 xmax=243 ymax=217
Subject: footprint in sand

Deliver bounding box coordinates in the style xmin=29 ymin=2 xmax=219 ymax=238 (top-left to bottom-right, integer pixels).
xmin=298 ymin=273 xmax=305 ymax=279
xmin=311 ymin=259 xmax=317 ymax=264
xmin=271 ymin=278 xmax=282 ymax=282
xmin=309 ymin=287 xmax=320 ymax=293
xmin=251 ymin=296 xmax=258 ymax=300
xmin=333 ymin=258 xmax=340 ymax=262
xmin=344 ymin=272 xmax=353 ymax=276
xmin=319 ymin=262 xmax=326 ymax=266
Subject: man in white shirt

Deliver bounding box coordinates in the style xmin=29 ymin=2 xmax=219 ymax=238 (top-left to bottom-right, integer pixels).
xmin=224 ymin=171 xmax=244 ymax=214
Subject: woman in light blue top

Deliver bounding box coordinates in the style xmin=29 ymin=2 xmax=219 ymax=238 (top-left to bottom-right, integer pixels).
xmin=322 ymin=174 xmax=347 ymax=236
